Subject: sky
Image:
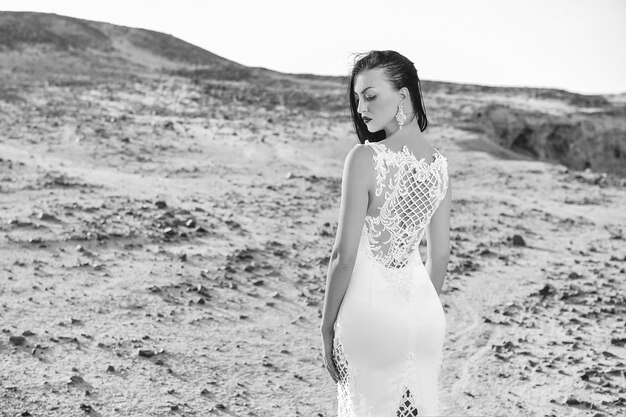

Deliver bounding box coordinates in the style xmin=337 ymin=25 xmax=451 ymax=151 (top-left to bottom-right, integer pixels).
xmin=2 ymin=0 xmax=625 ymax=95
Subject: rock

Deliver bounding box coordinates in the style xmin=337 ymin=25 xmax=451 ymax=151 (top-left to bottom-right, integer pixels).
xmin=36 ymin=212 xmax=60 ymax=222
xmin=603 ymin=397 xmax=626 ymax=407
xmin=564 ymin=396 xmax=597 ymax=409
xmin=106 ymin=365 xmax=115 ymax=372
xmin=224 ymin=220 xmax=240 ymax=229
xmin=138 ymin=349 xmax=156 ymax=358
xmin=610 ymin=338 xmax=626 ymax=347
xmin=537 ymin=284 xmax=557 ymax=298
xmin=475 ymin=103 xmax=625 ymax=176
xmin=9 ymin=335 xmax=26 ymax=346
xmin=185 ymin=218 xmax=196 ymax=227
xmin=69 ymin=375 xmax=85 ymax=385
xmin=22 ymin=330 xmax=35 ymax=337
xmin=512 ymin=234 xmax=526 ymax=246
xmin=154 ymin=200 xmax=167 ymax=209
xmin=194 ymin=284 xmax=210 ymax=298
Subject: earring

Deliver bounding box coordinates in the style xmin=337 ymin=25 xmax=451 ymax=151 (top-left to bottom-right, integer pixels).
xmin=395 ymin=105 xmax=407 ymax=129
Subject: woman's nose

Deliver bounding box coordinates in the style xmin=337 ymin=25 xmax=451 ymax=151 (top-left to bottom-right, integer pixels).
xmin=357 ymin=100 xmax=367 ymax=114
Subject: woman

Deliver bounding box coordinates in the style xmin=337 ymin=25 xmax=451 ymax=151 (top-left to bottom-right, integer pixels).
xmin=319 ymin=50 xmax=452 ymax=416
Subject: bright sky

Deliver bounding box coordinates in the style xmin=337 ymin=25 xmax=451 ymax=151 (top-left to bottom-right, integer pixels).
xmin=2 ymin=0 xmax=625 ymax=95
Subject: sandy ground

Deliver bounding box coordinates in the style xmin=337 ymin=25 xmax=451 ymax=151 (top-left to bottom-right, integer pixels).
xmin=1 ymin=82 xmax=625 ymax=417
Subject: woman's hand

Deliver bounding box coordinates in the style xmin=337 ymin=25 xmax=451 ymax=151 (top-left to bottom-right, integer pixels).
xmin=320 ymin=326 xmax=340 ymax=383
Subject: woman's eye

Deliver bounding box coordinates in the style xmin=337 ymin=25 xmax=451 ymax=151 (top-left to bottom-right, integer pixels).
xmin=365 ymin=95 xmax=376 ymax=101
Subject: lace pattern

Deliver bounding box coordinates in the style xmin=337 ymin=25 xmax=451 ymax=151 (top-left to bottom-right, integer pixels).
xmin=334 ymin=325 xmax=429 ymax=417
xmin=334 ymin=322 xmax=374 ymax=416
xmin=388 ymin=351 xmax=424 ymax=417
xmin=363 ymin=140 xmax=448 ymax=270
xmin=359 ymin=227 xmax=419 ymax=301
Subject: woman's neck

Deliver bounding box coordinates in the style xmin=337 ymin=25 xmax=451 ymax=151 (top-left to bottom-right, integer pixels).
xmin=382 ymin=122 xmax=422 ymax=146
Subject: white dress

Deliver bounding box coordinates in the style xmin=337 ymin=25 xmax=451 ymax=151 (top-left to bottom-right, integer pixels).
xmin=333 ymin=139 xmax=449 ymax=417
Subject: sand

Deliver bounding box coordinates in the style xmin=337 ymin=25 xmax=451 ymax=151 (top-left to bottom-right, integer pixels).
xmin=0 ymin=20 xmax=625 ymax=414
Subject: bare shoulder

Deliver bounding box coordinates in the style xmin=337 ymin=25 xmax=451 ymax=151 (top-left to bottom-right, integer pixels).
xmin=422 ymin=139 xmax=441 ymax=157
xmin=345 ymin=143 xmax=375 ymax=170
xmin=420 ymin=138 xmax=447 ymax=164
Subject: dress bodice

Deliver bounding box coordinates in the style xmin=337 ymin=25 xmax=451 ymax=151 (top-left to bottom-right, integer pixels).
xmin=360 ymin=139 xmax=449 ymax=269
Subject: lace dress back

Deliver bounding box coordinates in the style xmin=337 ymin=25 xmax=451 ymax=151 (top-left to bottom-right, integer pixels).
xmin=333 ymin=139 xmax=449 ymax=417
xmin=363 ymin=140 xmax=449 ymax=269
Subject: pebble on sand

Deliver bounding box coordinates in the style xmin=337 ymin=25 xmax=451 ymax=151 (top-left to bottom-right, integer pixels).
xmin=138 ymin=349 xmax=156 ymax=358
xmin=9 ymin=335 xmax=26 ymax=346
xmin=511 ymin=234 xmax=526 ymax=246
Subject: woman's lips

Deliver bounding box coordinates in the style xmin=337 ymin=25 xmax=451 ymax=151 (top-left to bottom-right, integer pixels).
xmin=362 ymin=116 xmax=372 ymax=123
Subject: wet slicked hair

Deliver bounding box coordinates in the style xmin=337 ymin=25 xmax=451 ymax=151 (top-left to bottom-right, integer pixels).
xmin=348 ymin=50 xmax=428 ymax=144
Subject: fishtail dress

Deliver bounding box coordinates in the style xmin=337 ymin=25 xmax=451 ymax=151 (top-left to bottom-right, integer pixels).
xmin=332 ymin=139 xmax=449 ymax=417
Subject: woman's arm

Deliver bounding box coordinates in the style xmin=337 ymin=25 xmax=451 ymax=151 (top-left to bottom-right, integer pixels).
xmin=319 ymin=145 xmax=371 ymax=332
xmin=425 ymin=176 xmax=452 ymax=295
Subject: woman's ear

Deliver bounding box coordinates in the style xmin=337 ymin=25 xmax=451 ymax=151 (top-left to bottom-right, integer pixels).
xmin=399 ymin=87 xmax=410 ymax=104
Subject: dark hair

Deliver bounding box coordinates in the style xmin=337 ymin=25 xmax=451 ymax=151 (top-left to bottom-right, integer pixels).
xmin=348 ymin=50 xmax=428 ymax=144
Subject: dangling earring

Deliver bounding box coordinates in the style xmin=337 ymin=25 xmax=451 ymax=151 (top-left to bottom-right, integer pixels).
xmin=395 ymin=105 xmax=407 ymax=129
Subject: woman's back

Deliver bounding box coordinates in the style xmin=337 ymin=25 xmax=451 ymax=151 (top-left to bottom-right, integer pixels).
xmin=362 ymin=139 xmax=449 ymax=269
